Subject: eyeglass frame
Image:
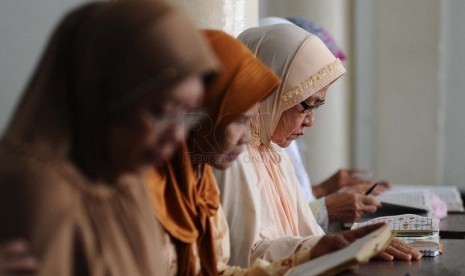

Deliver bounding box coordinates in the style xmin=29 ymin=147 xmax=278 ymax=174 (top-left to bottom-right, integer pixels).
xmin=297 ymin=100 xmax=325 ymax=115
xmin=141 ymin=107 xmax=206 ymax=131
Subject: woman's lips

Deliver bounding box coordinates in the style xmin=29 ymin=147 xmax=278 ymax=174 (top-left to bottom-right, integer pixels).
xmin=291 ymin=132 xmax=304 ymax=138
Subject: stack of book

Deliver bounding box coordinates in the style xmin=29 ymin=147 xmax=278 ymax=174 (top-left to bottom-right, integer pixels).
xmin=351 ymin=214 xmax=442 ymax=257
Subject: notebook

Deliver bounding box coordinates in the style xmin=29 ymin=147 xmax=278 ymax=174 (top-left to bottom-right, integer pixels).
xmin=285 ymin=224 xmax=392 ymax=276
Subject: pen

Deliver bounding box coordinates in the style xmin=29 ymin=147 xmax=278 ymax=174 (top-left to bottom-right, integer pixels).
xmin=364 ymin=182 xmax=379 ymax=195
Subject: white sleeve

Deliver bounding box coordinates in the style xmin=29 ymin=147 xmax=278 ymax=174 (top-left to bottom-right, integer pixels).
xmin=284 ymin=141 xmax=315 ymax=203
xmin=309 ymin=198 xmax=329 ymax=232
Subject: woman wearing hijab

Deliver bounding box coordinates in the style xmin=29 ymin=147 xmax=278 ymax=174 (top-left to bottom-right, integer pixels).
xmin=148 ymin=29 xmax=280 ymax=275
xmin=258 ymin=17 xmax=389 ymax=232
xmin=215 ymin=24 xmax=422 ymax=268
xmin=0 ymin=1 xmax=218 ymax=274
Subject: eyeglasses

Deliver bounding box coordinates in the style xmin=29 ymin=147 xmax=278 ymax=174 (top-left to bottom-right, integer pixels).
xmin=141 ymin=108 xmax=206 ymax=130
xmin=297 ymin=100 xmax=325 ymax=115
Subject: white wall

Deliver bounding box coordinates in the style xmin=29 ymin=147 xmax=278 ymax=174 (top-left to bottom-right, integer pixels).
xmin=443 ymin=0 xmax=465 ymax=187
xmin=375 ymin=0 xmax=442 ymax=184
xmin=354 ymin=0 xmax=465 ymax=189
xmin=167 ymin=0 xmax=258 ymax=37
xmin=0 ymin=0 xmax=94 ymax=136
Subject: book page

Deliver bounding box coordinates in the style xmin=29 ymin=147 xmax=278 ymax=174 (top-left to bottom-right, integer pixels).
xmin=376 ymin=190 xmax=433 ymax=215
xmin=390 ymin=185 xmax=464 ymax=212
xmin=427 ymin=186 xmax=464 ymax=212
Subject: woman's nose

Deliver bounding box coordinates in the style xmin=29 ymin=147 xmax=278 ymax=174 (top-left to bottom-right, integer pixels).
xmin=302 ymin=113 xmax=314 ymax=128
xmin=172 ymin=123 xmax=186 ymax=144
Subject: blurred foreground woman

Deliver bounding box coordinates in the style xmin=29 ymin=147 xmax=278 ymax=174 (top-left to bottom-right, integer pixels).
xmin=0 ymin=1 xmax=217 ymax=274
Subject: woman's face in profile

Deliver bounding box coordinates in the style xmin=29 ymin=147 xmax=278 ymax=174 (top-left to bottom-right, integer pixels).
xmin=271 ymin=87 xmax=328 ymax=148
xmin=189 ymin=102 xmax=259 ymax=170
xmin=209 ymin=102 xmax=259 ymax=170
xmin=107 ymin=75 xmax=204 ymax=174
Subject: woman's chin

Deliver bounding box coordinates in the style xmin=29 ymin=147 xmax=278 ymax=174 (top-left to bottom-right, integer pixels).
xmin=211 ymin=161 xmax=231 ymax=170
xmin=275 ymin=139 xmax=293 ymax=148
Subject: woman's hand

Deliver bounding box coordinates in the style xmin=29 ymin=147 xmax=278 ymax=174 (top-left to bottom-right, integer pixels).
xmin=325 ymin=193 xmax=381 ymax=223
xmin=0 ymin=239 xmax=38 ymax=275
xmin=309 ymin=223 xmax=386 ymax=260
xmin=312 ymin=169 xmax=373 ymax=198
xmin=375 ymin=238 xmax=422 ymax=261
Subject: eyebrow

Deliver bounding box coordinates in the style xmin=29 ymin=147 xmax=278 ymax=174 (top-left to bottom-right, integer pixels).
xmin=153 ymin=96 xmax=200 ymax=112
xmin=303 ymin=97 xmax=324 ymax=105
xmin=302 ymin=99 xmax=325 ymax=108
xmin=237 ymin=113 xmax=253 ymax=120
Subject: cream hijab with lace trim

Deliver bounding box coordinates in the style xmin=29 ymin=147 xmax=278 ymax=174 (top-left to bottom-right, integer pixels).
xmin=238 ymin=23 xmax=346 ymax=147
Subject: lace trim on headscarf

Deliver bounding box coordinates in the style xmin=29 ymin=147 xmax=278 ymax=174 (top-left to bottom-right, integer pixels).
xmin=281 ymin=59 xmax=342 ymax=103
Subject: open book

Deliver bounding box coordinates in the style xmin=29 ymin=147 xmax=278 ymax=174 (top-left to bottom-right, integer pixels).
xmin=377 ymin=185 xmax=464 ymax=213
xmin=386 ymin=185 xmax=465 ymax=212
xmin=376 ymin=190 xmax=433 ymax=217
xmin=285 ymin=224 xmax=392 ymax=276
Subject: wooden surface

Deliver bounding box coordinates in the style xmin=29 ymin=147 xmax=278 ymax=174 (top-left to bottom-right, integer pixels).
xmin=340 ymin=214 xmax=465 ymax=275
xmin=342 ymin=239 xmax=465 ymax=276
xmin=440 ymin=213 xmax=465 ymax=239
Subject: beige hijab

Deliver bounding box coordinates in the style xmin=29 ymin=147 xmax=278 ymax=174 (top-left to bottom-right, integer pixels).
xmin=0 ymin=1 xmax=217 ymax=275
xmin=216 ymin=24 xmax=345 ymax=267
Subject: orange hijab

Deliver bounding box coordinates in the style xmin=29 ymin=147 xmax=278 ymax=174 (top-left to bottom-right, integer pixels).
xmin=149 ymin=30 xmax=280 ymax=275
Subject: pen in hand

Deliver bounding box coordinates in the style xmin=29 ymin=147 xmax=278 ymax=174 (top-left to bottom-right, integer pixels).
xmin=364 ymin=182 xmax=379 ymax=195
